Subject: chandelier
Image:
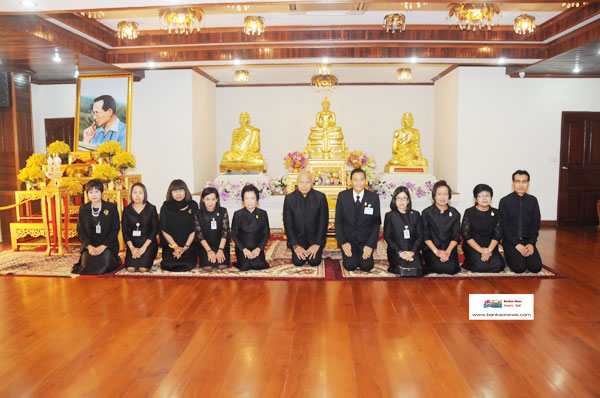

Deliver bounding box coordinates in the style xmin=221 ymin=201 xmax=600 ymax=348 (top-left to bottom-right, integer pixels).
xmin=562 ymin=2 xmax=587 ymax=8
xmin=401 ymin=2 xmax=428 ymax=10
xmin=383 ymin=14 xmax=406 ymax=33
xmin=514 ymin=14 xmax=536 ymax=35
xmin=117 ymin=21 xmax=139 ymax=40
xmin=234 ymin=70 xmax=249 ymax=83
xmin=311 ymin=64 xmax=338 ymax=92
xmin=397 ymin=68 xmax=412 ymax=81
xmin=80 ymin=11 xmax=104 ymax=19
xmin=448 ymin=3 xmax=500 ymax=31
xmin=159 ymin=8 xmax=204 ymax=35
xmin=244 ymin=16 xmax=265 ymax=36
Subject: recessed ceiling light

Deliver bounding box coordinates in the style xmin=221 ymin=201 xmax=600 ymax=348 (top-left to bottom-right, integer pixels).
xmin=147 ymin=61 xmax=156 ymax=68
xmin=21 ymin=0 xmax=37 ymax=8
xmin=573 ymin=65 xmax=581 ymax=73
xmin=233 ymin=59 xmax=242 ymax=65
xmin=321 ymin=57 xmax=330 ymax=64
xmin=497 ymin=57 xmax=506 ymax=64
xmin=52 ymin=48 xmax=61 ymax=63
xmin=410 ymin=56 xmax=418 ymax=63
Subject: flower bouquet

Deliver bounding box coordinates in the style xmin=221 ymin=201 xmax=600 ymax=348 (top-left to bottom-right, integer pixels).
xmin=46 ymin=140 xmax=70 ymax=161
xmin=374 ymin=180 xmax=434 ymax=200
xmin=97 ymin=141 xmax=124 ymax=163
xmin=112 ymin=151 xmax=136 ymax=174
xmin=25 ymin=153 xmax=48 ymax=168
xmin=347 ymin=150 xmax=377 ymax=182
xmin=284 ymin=151 xmax=307 ymax=172
xmin=92 ymin=163 xmax=119 ymax=184
xmin=18 ymin=166 xmax=46 ymax=189
xmin=271 ymin=176 xmax=287 ymax=195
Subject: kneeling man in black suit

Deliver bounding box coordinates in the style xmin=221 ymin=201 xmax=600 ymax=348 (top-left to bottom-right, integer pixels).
xmin=335 ymin=168 xmax=381 ymax=272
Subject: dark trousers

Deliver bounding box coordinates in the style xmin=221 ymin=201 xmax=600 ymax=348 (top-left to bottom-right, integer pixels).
xmin=387 ymin=248 xmax=423 ymax=275
xmin=291 ymin=236 xmax=323 ymax=267
xmin=462 ymin=245 xmax=505 ymax=273
xmin=235 ymin=247 xmax=269 ymax=271
xmin=423 ymin=249 xmax=460 ymax=275
xmin=341 ymin=243 xmax=374 ymax=272
xmin=503 ymin=243 xmax=542 ymax=273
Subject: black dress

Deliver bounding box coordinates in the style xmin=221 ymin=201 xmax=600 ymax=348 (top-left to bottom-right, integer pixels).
xmin=159 ymin=200 xmax=198 ymax=272
xmin=461 ymin=206 xmax=505 ymax=273
xmin=122 ymin=202 xmax=159 ymax=270
xmin=73 ymin=200 xmax=121 ymax=275
xmin=383 ymin=209 xmax=424 ymax=276
xmin=421 ymin=204 xmax=461 ymax=275
xmin=194 ymin=207 xmax=231 ymax=268
xmin=231 ymin=207 xmax=270 ymax=271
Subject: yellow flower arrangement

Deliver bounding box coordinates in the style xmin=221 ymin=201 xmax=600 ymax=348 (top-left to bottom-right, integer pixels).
xmin=18 ymin=166 xmax=46 ymax=184
xmin=92 ymin=164 xmax=119 ymax=182
xmin=59 ymin=180 xmax=84 ymax=196
xmin=112 ymin=151 xmax=136 ymax=170
xmin=97 ymin=141 xmax=124 ymax=158
xmin=25 ymin=153 xmax=47 ymax=168
xmin=46 ymin=140 xmax=71 ymax=156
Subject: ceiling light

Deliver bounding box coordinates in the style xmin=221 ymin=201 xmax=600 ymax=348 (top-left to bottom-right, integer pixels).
xmin=321 ymin=57 xmax=330 ymax=64
xmin=80 ymin=11 xmax=104 ymax=19
xmin=410 ymin=56 xmax=418 ymax=63
xmin=227 ymin=4 xmax=249 ymax=12
xmin=497 ymin=57 xmax=506 ymax=64
xmin=159 ymin=8 xmax=203 ymax=35
xmin=383 ymin=14 xmax=406 ymax=33
xmin=244 ymin=16 xmax=265 ymax=36
xmin=234 ymin=70 xmax=249 ymax=83
xmin=401 ymin=2 xmax=428 ymax=10
xmin=573 ymin=65 xmax=581 ymax=73
xmin=448 ymin=3 xmax=500 ymax=31
xmin=52 ymin=48 xmax=61 ymax=63
xmin=117 ymin=21 xmax=139 ymax=40
xmin=147 ymin=61 xmax=156 ymax=68
xmin=397 ymin=68 xmax=412 ymax=81
xmin=562 ymin=2 xmax=588 ymax=8
xmin=311 ymin=64 xmax=338 ymax=92
xmin=514 ymin=14 xmax=536 ymax=35
xmin=233 ymin=59 xmax=242 ymax=65
xmin=21 ymin=0 xmax=36 ymax=8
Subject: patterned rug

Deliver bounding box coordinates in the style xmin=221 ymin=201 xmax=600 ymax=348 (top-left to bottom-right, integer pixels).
xmin=338 ymin=261 xmax=562 ymax=280
xmin=0 ymin=250 xmax=78 ymax=278
xmin=269 ymin=240 xmax=388 ymax=261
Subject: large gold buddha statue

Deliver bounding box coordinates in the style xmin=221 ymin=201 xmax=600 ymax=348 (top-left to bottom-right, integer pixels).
xmin=385 ymin=112 xmax=428 ymax=173
xmin=305 ymin=96 xmax=347 ymax=160
xmin=220 ymin=112 xmax=265 ymax=173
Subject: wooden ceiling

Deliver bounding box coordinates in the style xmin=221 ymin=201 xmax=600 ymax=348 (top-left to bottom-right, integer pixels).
xmin=1 ymin=1 xmax=600 ymax=84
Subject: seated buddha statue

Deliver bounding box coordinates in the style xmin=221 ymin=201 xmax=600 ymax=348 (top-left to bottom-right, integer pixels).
xmin=385 ymin=112 xmax=428 ymax=173
xmin=220 ymin=112 xmax=265 ymax=173
xmin=305 ymin=96 xmax=347 ymax=160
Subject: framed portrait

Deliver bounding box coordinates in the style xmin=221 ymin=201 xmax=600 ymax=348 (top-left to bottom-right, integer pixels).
xmin=73 ymin=73 xmax=133 ymax=152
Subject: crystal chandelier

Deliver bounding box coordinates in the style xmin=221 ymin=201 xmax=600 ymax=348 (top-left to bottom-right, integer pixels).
xmin=401 ymin=2 xmax=428 ymax=10
xmin=448 ymin=3 xmax=500 ymax=31
xmin=159 ymin=8 xmax=204 ymax=35
xmin=397 ymin=68 xmax=412 ymax=81
xmin=514 ymin=14 xmax=536 ymax=35
xmin=383 ymin=14 xmax=406 ymax=33
xmin=117 ymin=21 xmax=139 ymax=40
xmin=562 ymin=2 xmax=587 ymax=8
xmin=244 ymin=16 xmax=265 ymax=36
xmin=311 ymin=64 xmax=338 ymax=92
xmin=234 ymin=70 xmax=249 ymax=83
xmin=80 ymin=11 xmax=104 ymax=19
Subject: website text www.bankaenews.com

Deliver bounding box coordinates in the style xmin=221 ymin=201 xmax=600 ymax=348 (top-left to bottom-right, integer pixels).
xmin=471 ymin=313 xmax=532 ymax=317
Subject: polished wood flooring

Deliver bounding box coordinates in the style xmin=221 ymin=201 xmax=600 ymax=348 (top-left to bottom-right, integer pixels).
xmin=1 ymin=226 xmax=599 ymax=398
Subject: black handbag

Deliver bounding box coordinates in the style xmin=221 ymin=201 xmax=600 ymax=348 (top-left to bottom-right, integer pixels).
xmin=397 ymin=266 xmax=422 ymax=277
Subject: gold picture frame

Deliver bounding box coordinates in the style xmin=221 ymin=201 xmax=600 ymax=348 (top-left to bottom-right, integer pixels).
xmin=73 ymin=73 xmax=133 ymax=152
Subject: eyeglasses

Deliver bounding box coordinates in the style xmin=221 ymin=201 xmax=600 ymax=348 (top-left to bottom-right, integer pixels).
xmin=396 ymin=197 xmax=409 ymax=202
xmin=477 ymin=194 xmax=491 ymax=198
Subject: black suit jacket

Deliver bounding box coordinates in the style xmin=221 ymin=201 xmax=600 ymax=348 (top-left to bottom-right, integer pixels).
xmin=335 ymin=188 xmax=381 ymax=248
xmin=283 ymin=189 xmax=329 ymax=249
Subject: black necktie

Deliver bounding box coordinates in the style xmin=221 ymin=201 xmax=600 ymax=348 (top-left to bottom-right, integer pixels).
xmin=355 ymin=195 xmax=361 ymax=217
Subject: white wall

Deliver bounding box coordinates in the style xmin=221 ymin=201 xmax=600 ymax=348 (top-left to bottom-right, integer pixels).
xmin=433 ymin=68 xmax=459 ymax=189
xmin=216 ymin=85 xmax=435 ymax=178
xmin=30 ymin=84 xmax=76 ymax=153
xmin=191 ymin=70 xmax=217 ymax=194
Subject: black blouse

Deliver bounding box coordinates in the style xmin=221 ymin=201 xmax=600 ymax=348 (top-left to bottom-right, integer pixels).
xmin=422 ymin=204 xmax=461 ymax=251
xmin=231 ymin=207 xmax=270 ymax=251
xmin=77 ymin=200 xmax=120 ymax=255
xmin=159 ymin=200 xmax=199 ymax=247
xmin=383 ymin=209 xmax=423 ymax=254
xmin=498 ymin=192 xmax=541 ymax=246
xmin=195 ymin=207 xmax=230 ymax=248
xmin=461 ymin=206 xmax=502 ymax=248
xmin=122 ymin=202 xmax=159 ymax=247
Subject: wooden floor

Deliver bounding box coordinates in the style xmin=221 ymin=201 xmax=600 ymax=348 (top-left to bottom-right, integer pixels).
xmin=0 ymin=226 xmax=599 ymax=398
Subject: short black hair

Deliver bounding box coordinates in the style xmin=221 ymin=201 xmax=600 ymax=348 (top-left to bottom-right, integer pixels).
xmin=432 ymin=180 xmax=452 ymax=200
xmin=241 ymin=184 xmax=260 ymax=202
xmin=512 ymin=170 xmax=530 ymax=181
xmin=200 ymin=187 xmax=221 ymax=212
xmin=129 ymin=182 xmax=148 ymax=204
xmin=166 ymin=179 xmax=192 ymax=202
xmin=85 ymin=179 xmax=104 ymax=194
xmin=473 ymin=184 xmax=493 ymax=199
xmin=93 ymin=95 xmax=117 ymax=114
xmin=390 ymin=186 xmax=412 ymax=212
xmin=350 ymin=168 xmax=366 ymax=179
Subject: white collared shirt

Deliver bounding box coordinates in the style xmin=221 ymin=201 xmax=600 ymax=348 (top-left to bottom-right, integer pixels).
xmin=353 ymin=189 xmax=365 ymax=203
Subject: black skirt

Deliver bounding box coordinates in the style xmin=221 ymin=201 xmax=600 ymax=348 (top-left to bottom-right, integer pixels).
xmin=160 ymin=246 xmax=198 ymax=272
xmin=124 ymin=242 xmax=158 ymax=270
xmin=74 ymin=249 xmax=121 ymax=275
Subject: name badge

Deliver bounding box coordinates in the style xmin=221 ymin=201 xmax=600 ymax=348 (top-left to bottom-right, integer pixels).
xmin=95 ymin=223 xmax=101 ymax=234
xmin=364 ymin=207 xmax=374 ymax=215
xmin=132 ymin=230 xmax=142 ymax=237
xmin=211 ymin=219 xmax=217 ymax=230
xmin=403 ymin=226 xmax=411 ymax=239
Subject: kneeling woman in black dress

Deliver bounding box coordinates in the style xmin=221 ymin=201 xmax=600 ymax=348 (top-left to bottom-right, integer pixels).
xmin=195 ymin=187 xmax=230 ymax=271
xmin=159 ymin=179 xmax=198 ymax=272
xmin=72 ymin=179 xmax=121 ymax=275
xmin=383 ymin=186 xmax=424 ymax=277
xmin=122 ymin=183 xmax=159 ymax=272
xmin=422 ymin=180 xmax=461 ymax=275
xmin=460 ymin=184 xmax=505 ymax=273
xmin=231 ymin=184 xmax=270 ymax=271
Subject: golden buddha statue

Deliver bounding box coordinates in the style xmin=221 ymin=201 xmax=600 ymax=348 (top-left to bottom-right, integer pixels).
xmin=385 ymin=112 xmax=428 ymax=173
xmin=220 ymin=112 xmax=265 ymax=173
xmin=305 ymin=96 xmax=347 ymax=160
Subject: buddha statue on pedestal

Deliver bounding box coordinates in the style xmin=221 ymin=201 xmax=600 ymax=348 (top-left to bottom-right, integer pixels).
xmin=305 ymin=97 xmax=347 ymax=160
xmin=220 ymin=112 xmax=265 ymax=173
xmin=385 ymin=112 xmax=428 ymax=173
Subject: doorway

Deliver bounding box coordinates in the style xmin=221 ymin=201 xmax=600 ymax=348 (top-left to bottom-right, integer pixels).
xmin=45 ymin=117 xmax=75 ymax=150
